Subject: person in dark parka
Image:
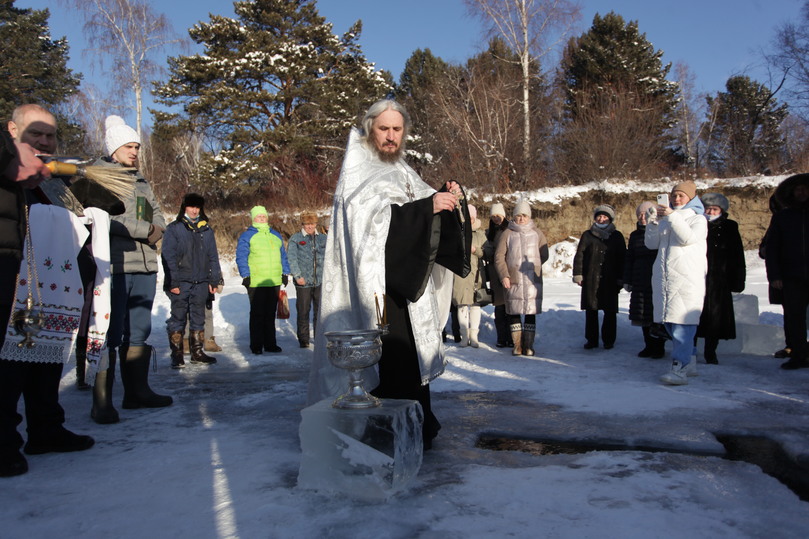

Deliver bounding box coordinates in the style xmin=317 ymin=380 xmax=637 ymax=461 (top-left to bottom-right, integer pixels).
xmin=695 ymin=193 xmax=745 ymax=364
xmin=573 ymin=204 xmax=627 ymax=349
xmin=623 ymin=201 xmax=665 ymax=359
xmin=765 ymin=173 xmax=809 ymax=370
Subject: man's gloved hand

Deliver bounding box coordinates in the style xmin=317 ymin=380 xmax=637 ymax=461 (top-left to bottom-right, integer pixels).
xmin=147 ymin=224 xmax=164 ymax=245
xmin=282 ymin=274 xmax=289 ymax=286
xmin=242 ymin=276 xmax=250 ymax=288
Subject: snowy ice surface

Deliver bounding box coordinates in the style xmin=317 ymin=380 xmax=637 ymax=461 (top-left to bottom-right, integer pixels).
xmin=1 ymin=252 xmax=808 ymax=539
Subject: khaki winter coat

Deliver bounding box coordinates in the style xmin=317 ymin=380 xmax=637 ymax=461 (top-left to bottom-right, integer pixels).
xmin=494 ymin=220 xmax=549 ymax=315
xmin=452 ymin=222 xmax=486 ymax=306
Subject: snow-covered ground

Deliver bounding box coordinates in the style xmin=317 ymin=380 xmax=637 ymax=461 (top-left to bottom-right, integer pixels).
xmin=2 ymin=250 xmax=808 ymax=539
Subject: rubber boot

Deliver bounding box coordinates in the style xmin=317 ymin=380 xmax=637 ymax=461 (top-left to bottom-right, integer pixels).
xmin=169 ymin=331 xmax=185 ymax=369
xmin=75 ymin=336 xmax=90 ymax=390
xmin=190 ymin=330 xmax=217 ymax=364
xmin=523 ymin=323 xmax=536 ymax=356
xmin=91 ymin=349 xmax=120 ymax=424
xmin=120 ymin=345 xmax=173 ymax=409
xmin=510 ymin=323 xmax=523 ymax=356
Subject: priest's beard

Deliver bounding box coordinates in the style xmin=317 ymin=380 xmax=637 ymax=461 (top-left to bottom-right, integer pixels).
xmin=376 ymin=145 xmax=404 ymax=163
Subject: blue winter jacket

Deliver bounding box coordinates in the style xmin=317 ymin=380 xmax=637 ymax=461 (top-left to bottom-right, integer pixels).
xmin=287 ymin=229 xmax=327 ymax=288
xmin=161 ymin=216 xmax=222 ymax=290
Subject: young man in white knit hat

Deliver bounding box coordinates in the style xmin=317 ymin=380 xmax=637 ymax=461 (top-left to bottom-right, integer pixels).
xmin=93 ymin=115 xmax=173 ymax=418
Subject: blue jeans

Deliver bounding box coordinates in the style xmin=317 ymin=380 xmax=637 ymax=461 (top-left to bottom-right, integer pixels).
xmin=664 ymin=323 xmax=697 ymax=365
xmin=109 ymin=272 xmax=157 ymax=349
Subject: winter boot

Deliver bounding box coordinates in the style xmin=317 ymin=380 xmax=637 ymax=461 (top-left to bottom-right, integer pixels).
xmin=468 ymin=329 xmax=480 ymax=348
xmin=190 ymin=330 xmax=217 ymax=364
xmin=457 ymin=306 xmax=469 ymax=347
xmin=204 ymin=336 xmax=223 ymax=352
xmin=91 ymin=349 xmax=120 ymax=424
xmin=468 ymin=307 xmax=481 ymax=348
xmin=522 ymin=323 xmax=536 ymax=356
xmin=660 ymin=360 xmax=689 ymax=385
xmin=169 ymin=331 xmax=185 ymax=369
xmin=510 ymin=323 xmax=523 ymax=356
xmin=75 ymin=336 xmax=90 ymax=390
xmin=120 ymin=345 xmax=173 ymax=409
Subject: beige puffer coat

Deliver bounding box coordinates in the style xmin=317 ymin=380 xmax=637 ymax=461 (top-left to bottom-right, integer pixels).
xmin=494 ymin=220 xmax=549 ymax=315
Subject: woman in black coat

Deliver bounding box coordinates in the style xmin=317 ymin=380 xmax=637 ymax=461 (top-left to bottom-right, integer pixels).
xmin=572 ymin=204 xmax=626 ymax=349
xmin=696 ymin=193 xmax=746 ymax=364
xmin=623 ymin=201 xmax=665 ymax=358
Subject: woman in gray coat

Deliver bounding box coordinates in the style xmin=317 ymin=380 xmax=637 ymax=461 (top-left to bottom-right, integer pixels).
xmin=494 ymin=200 xmax=549 ymax=356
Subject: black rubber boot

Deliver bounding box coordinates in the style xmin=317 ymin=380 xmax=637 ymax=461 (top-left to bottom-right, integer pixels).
xmin=120 ymin=345 xmax=173 ymax=409
xmin=169 ymin=331 xmax=185 ymax=369
xmin=91 ymin=349 xmax=120 ymax=424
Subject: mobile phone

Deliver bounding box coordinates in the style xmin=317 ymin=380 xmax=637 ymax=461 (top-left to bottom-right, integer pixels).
xmin=656 ymin=193 xmax=669 ymax=207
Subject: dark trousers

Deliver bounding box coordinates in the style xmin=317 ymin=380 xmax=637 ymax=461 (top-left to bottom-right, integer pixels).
xmin=782 ymin=278 xmax=809 ymax=361
xmin=247 ymin=286 xmax=280 ymax=352
xmin=295 ymin=285 xmax=320 ymax=345
xmin=0 ymin=361 xmax=65 ymax=451
xmin=494 ymin=304 xmax=509 ymax=344
xmin=167 ymin=282 xmax=209 ymax=333
xmin=585 ymin=309 xmax=617 ymax=346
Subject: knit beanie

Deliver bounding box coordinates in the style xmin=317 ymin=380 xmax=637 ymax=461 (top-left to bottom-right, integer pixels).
xmin=514 ymin=200 xmax=531 ymax=217
xmin=251 ymin=205 xmax=268 ymax=221
xmin=701 ymin=192 xmax=729 ymax=212
xmin=593 ymin=204 xmax=615 ymax=222
xmin=468 ymin=204 xmax=477 ymax=222
xmin=104 ymin=115 xmax=141 ymax=156
xmin=636 ymin=201 xmax=655 ymax=219
xmin=300 ymin=212 xmax=318 ymax=225
xmin=671 ymin=180 xmax=697 ymax=201
xmin=490 ymin=202 xmax=506 ymax=218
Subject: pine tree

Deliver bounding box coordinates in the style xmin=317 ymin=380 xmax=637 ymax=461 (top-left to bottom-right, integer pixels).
xmin=0 ymin=0 xmax=82 ymax=143
xmin=556 ymin=11 xmax=680 ymax=181
xmin=703 ymin=75 xmax=788 ymax=176
xmin=153 ymin=0 xmax=390 ymax=196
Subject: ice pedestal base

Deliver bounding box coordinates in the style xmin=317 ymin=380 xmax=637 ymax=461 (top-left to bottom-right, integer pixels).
xmin=297 ymin=398 xmax=424 ymax=501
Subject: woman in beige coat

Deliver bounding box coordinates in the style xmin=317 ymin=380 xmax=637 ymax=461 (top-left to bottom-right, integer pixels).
xmin=452 ymin=205 xmax=487 ymax=347
xmin=494 ymin=200 xmax=549 ymax=356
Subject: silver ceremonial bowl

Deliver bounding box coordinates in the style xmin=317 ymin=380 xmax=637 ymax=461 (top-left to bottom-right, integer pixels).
xmin=324 ymin=328 xmax=384 ymax=409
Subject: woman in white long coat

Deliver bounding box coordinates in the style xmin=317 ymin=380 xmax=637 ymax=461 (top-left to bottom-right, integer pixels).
xmin=494 ymin=200 xmax=549 ymax=356
xmin=644 ymin=180 xmax=707 ymax=385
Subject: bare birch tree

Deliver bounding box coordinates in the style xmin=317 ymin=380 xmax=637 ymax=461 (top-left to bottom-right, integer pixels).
xmin=59 ymin=0 xmax=183 ymax=143
xmin=464 ymin=0 xmax=580 ymax=177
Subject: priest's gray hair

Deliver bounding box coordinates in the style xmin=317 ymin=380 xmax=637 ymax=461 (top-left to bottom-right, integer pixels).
xmin=360 ymin=99 xmax=411 ymax=140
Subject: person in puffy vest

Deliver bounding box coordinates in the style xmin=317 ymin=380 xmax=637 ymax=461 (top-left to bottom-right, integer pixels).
xmin=286 ymin=211 xmax=327 ymax=348
xmin=162 ymin=193 xmax=222 ymax=368
xmin=236 ymin=206 xmax=290 ymax=354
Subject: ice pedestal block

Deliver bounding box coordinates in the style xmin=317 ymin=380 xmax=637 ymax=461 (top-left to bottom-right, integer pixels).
xmin=297 ymin=399 xmax=424 ymax=501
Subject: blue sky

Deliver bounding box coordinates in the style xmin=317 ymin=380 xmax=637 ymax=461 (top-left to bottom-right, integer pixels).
xmin=26 ymin=0 xmax=804 ymax=124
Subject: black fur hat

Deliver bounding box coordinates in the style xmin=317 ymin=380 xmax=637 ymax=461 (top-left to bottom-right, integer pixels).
xmin=177 ymin=193 xmax=208 ymax=221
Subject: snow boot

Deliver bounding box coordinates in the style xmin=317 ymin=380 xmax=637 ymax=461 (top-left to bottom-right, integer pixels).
xmin=120 ymin=345 xmax=173 ymax=409
xmin=522 ymin=323 xmax=536 ymax=356
xmin=660 ymin=361 xmax=689 ymax=385
xmin=469 ymin=329 xmax=480 ymax=348
xmin=204 ymin=336 xmax=222 ymax=352
xmin=91 ymin=349 xmax=120 ymax=424
xmin=190 ymin=330 xmax=217 ymax=364
xmin=169 ymin=331 xmax=185 ymax=369
xmin=457 ymin=306 xmax=469 ymax=347
xmin=75 ymin=336 xmax=90 ymax=390
xmin=510 ymin=323 xmax=523 ymax=356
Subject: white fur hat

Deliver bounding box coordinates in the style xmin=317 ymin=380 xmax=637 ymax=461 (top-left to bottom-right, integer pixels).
xmin=105 ymin=115 xmax=140 ymax=156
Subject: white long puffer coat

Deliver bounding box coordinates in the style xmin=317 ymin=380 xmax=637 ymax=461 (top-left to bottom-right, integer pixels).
xmin=644 ymin=197 xmax=708 ymax=325
xmin=494 ymin=220 xmax=549 ymax=315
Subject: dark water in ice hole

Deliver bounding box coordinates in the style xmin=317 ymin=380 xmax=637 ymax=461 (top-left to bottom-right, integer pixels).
xmin=476 ymin=433 xmax=809 ymax=502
